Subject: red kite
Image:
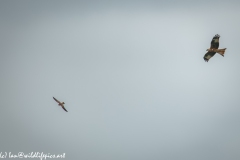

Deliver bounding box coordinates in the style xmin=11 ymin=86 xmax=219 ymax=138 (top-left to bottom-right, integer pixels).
xmin=53 ymin=97 xmax=68 ymax=112
xmin=203 ymin=34 xmax=226 ymax=62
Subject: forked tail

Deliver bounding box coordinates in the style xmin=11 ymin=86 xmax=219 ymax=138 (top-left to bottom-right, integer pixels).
xmin=216 ymin=48 xmax=226 ymax=57
xmin=206 ymin=48 xmax=226 ymax=57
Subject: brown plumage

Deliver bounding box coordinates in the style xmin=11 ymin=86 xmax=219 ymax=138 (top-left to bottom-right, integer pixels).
xmin=53 ymin=97 xmax=68 ymax=112
xmin=203 ymin=34 xmax=226 ymax=62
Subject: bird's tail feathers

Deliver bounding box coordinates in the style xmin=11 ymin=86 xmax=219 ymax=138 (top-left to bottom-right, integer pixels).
xmin=206 ymin=48 xmax=226 ymax=57
xmin=216 ymin=48 xmax=226 ymax=57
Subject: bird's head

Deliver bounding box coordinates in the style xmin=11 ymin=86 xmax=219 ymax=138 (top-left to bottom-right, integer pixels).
xmin=62 ymin=102 xmax=65 ymax=104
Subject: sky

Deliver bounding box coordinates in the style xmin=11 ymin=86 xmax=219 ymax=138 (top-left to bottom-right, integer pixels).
xmin=1 ymin=0 xmax=240 ymax=160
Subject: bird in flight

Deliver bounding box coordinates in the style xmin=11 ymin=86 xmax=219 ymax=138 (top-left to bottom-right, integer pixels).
xmin=53 ymin=97 xmax=68 ymax=112
xmin=203 ymin=34 xmax=227 ymax=62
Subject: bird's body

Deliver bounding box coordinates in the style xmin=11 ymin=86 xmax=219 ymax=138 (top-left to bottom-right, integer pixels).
xmin=53 ymin=97 xmax=68 ymax=112
xmin=203 ymin=34 xmax=226 ymax=62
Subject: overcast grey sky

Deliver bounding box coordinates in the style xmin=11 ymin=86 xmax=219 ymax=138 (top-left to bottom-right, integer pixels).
xmin=1 ymin=0 xmax=240 ymax=160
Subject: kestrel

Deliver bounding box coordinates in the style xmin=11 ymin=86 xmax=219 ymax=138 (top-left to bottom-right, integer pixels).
xmin=53 ymin=97 xmax=68 ymax=112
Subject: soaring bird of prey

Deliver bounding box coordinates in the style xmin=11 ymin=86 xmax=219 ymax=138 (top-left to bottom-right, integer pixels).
xmin=53 ymin=97 xmax=68 ymax=112
xmin=203 ymin=34 xmax=226 ymax=62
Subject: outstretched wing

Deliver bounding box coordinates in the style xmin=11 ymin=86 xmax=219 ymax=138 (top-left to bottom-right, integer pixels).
xmin=203 ymin=34 xmax=220 ymax=62
xmin=210 ymin=35 xmax=219 ymax=50
xmin=62 ymin=106 xmax=68 ymax=112
xmin=203 ymin=51 xmax=216 ymax=62
xmin=53 ymin=97 xmax=61 ymax=103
